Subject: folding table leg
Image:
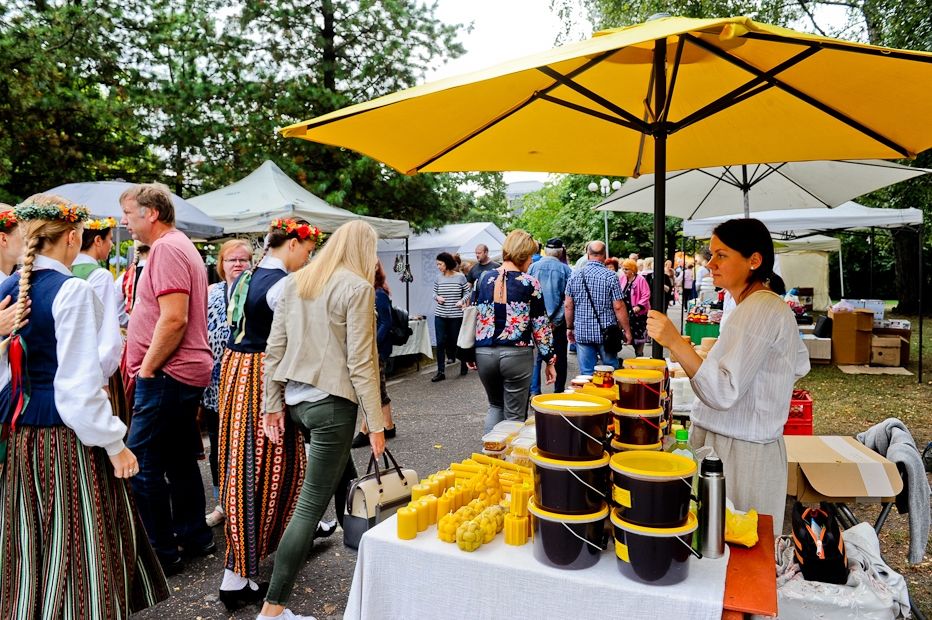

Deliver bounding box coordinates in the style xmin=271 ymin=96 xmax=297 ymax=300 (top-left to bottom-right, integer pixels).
xmin=873 ymin=502 xmax=894 ymax=535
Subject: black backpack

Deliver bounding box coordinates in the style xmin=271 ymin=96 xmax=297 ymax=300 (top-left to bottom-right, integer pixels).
xmin=390 ymin=306 xmax=413 ymax=346
xmin=791 ymin=501 xmax=848 ymax=585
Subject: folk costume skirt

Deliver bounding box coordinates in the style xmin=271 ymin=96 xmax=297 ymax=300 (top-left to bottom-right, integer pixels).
xmin=0 ymin=425 xmax=170 ymax=620
xmin=218 ymin=350 xmax=306 ymax=578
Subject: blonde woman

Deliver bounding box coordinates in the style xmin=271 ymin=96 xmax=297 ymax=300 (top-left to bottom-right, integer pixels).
xmin=466 ymin=229 xmax=556 ymax=433
xmin=0 ymin=195 xmax=169 ymax=618
xmin=216 ymin=221 xmax=320 ymax=611
xmin=258 ymin=220 xmax=384 ymax=620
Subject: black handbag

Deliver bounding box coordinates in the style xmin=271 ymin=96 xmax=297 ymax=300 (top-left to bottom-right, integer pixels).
xmin=581 ymin=271 xmax=624 ymax=354
xmin=343 ymin=448 xmax=418 ymax=551
xmin=791 ymin=501 xmax=848 ymax=585
xmin=813 ymin=314 xmax=833 ymax=339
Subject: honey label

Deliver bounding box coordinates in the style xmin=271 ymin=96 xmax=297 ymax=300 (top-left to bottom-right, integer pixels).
xmin=613 ymin=486 xmax=632 ymax=508
xmin=615 ymin=539 xmax=630 ymax=562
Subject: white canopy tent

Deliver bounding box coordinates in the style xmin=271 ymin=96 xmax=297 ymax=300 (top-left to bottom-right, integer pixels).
xmin=378 ymin=222 xmax=505 ymax=345
xmin=774 ymin=235 xmax=841 ymax=311
xmin=188 ymin=160 xmax=410 ymax=238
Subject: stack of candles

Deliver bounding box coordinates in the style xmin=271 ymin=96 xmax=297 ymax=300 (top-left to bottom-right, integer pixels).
xmin=504 ymin=483 xmax=532 ymax=545
xmin=398 ymin=471 xmax=456 ymax=540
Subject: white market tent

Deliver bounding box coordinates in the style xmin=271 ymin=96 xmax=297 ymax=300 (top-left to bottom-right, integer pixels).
xmin=774 ymin=236 xmax=841 ymax=311
xmin=378 ymin=222 xmax=505 ymax=345
xmin=188 ymin=160 xmax=410 ymax=238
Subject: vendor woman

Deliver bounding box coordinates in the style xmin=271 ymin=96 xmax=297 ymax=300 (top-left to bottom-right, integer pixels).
xmin=647 ymin=218 xmax=809 ymax=535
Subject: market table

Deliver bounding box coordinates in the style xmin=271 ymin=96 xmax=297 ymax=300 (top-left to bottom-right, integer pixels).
xmin=344 ymin=512 xmax=732 ymax=620
xmin=391 ymin=319 xmax=433 ymax=359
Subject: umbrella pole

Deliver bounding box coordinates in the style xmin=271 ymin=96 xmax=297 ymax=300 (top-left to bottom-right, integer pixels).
xmin=604 ymin=210 xmax=610 ymax=259
xmin=742 ymin=165 xmax=750 ymax=218
xmin=681 ymin=228 xmax=686 ymax=334
xmin=651 ymin=37 xmax=667 ymax=361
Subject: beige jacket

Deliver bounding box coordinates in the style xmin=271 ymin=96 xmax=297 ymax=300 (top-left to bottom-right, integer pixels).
xmin=262 ymin=267 xmax=384 ymax=433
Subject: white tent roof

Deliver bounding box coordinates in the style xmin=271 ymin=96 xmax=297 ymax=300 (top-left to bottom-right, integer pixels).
xmin=775 ymin=235 xmax=840 ymax=253
xmin=188 ymin=160 xmax=410 ymax=238
xmin=683 ymin=202 xmax=923 ymax=238
xmin=378 ymin=222 xmax=505 ymax=262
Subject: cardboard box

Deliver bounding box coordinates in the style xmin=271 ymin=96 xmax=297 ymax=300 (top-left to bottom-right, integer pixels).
xmin=840 ymin=299 xmax=865 ymax=309
xmin=871 ymin=335 xmax=907 ymax=366
xmin=828 ymin=308 xmax=873 ymax=365
xmin=861 ymin=299 xmax=885 ymax=321
xmin=871 ymin=327 xmax=912 ymax=366
xmin=785 ymin=436 xmax=902 ymax=503
xmin=801 ymin=335 xmax=831 ymax=363
xmin=798 ymin=324 xmax=815 ymax=336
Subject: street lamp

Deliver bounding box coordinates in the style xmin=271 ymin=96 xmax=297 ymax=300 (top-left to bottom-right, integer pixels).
xmin=588 ymin=178 xmax=622 ymax=257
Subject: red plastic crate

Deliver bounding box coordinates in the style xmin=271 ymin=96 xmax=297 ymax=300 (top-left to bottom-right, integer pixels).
xmin=783 ymin=390 xmax=813 ymax=435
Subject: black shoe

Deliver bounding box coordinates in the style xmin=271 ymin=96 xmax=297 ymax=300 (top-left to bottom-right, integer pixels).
xmin=159 ymin=555 xmax=184 ymax=577
xmin=431 ymin=372 xmax=446 ymax=382
xmin=180 ymin=540 xmax=216 ymax=558
xmin=460 ymin=363 xmax=468 ymax=376
xmin=351 ymin=431 xmax=369 ymax=449
xmin=219 ymin=581 xmax=269 ymax=611
xmin=384 ymin=426 xmax=396 ymax=439
xmin=316 ymin=519 xmax=338 ymax=538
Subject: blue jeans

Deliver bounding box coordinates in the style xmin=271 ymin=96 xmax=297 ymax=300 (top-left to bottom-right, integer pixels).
xmin=576 ymin=342 xmax=619 ymax=376
xmin=127 ymin=371 xmax=212 ymax=561
xmin=530 ymin=323 xmax=568 ymax=395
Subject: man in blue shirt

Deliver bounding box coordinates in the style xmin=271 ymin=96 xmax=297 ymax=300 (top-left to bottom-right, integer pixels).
xmin=565 ymin=241 xmax=632 ymax=375
xmin=528 ymin=238 xmax=573 ymax=395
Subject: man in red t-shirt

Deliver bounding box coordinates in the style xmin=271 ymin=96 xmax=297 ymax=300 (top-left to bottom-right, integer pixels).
xmin=121 ymin=183 xmax=214 ymax=576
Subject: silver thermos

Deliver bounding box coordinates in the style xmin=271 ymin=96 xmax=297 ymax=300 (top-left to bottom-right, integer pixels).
xmin=697 ymin=456 xmax=726 ymax=559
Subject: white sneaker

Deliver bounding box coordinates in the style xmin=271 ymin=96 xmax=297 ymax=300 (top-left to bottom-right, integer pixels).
xmin=257 ymin=609 xmax=317 ymax=620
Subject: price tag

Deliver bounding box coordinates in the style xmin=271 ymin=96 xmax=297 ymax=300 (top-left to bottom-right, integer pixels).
xmin=615 ymin=539 xmax=630 ymax=562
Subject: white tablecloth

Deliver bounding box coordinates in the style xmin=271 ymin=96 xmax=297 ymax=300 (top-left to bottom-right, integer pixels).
xmin=344 ymin=514 xmax=729 ymax=620
xmin=391 ymin=319 xmax=433 ymax=359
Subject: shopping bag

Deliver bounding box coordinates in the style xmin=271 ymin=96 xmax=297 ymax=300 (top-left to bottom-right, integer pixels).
xmin=343 ymin=448 xmax=418 ymax=551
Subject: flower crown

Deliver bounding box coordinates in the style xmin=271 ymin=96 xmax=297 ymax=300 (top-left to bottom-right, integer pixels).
xmin=270 ymin=218 xmax=323 ymax=242
xmin=86 ymin=217 xmax=118 ymax=231
xmin=0 ymin=211 xmax=15 ymax=230
xmin=14 ymin=202 xmax=90 ymax=223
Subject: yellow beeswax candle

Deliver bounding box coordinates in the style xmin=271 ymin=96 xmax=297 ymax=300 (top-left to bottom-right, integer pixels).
xmin=439 ymin=470 xmax=456 ymax=489
xmin=511 ymin=483 xmax=531 ymax=518
xmin=408 ymin=501 xmax=428 ymax=532
xmin=437 ymin=492 xmax=452 ymax=518
xmin=453 ymin=486 xmax=464 ymax=511
xmin=424 ymin=494 xmax=438 ymax=525
xmin=397 ymin=507 xmax=417 ymax=540
xmin=411 ymin=483 xmax=430 ymax=502
xmin=424 ymin=476 xmax=442 ymax=497
xmin=504 ymin=513 xmax=528 ymax=546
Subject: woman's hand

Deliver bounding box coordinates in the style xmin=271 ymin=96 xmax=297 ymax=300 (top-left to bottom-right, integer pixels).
xmin=369 ymin=430 xmax=385 ymax=459
xmin=646 ymin=310 xmax=680 ymax=348
xmin=467 ymin=361 xmax=477 ymax=371
xmin=544 ymin=362 xmax=557 ymax=385
xmin=110 ymin=446 xmax=139 ymax=479
xmin=0 ymin=295 xmax=29 ymax=334
xmin=436 ymin=295 xmax=446 ymax=305
xmin=263 ymin=411 xmax=286 ymax=444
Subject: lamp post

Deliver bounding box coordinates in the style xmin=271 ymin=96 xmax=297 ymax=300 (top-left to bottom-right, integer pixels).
xmin=588 ymin=178 xmax=622 ymax=257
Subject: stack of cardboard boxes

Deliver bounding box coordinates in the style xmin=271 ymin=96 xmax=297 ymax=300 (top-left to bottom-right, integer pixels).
xmin=824 ymin=300 xmax=911 ymax=367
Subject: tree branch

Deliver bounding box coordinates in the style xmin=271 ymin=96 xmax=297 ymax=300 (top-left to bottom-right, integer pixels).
xmin=796 ymin=0 xmax=828 ymax=36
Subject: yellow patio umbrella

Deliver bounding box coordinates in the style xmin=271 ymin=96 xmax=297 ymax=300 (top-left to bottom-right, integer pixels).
xmin=281 ymin=14 xmax=932 ymax=357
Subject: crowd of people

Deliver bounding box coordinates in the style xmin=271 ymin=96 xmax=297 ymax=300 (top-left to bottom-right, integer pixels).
xmin=0 ymin=185 xmax=393 ymax=620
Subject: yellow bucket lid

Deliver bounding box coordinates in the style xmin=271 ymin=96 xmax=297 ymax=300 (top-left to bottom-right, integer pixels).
xmin=612 ymin=369 xmax=664 ymax=384
xmin=528 ymin=497 xmax=609 ymax=523
xmin=611 ymin=439 xmax=662 ymax=451
xmin=529 ymin=446 xmax=610 ymax=469
xmin=623 ymin=357 xmax=668 ymax=370
xmin=609 ymin=451 xmax=697 ymax=479
xmin=612 ymin=406 xmax=663 ymax=417
xmin=531 ymin=393 xmax=613 ymax=416
xmin=611 ymin=508 xmax=698 ymax=536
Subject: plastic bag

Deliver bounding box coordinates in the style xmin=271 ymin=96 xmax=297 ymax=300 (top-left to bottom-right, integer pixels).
xmin=725 ymin=508 xmax=759 ymax=547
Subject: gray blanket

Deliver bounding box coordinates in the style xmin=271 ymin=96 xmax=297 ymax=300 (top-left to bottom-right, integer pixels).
xmin=857 ymin=418 xmax=931 ymax=564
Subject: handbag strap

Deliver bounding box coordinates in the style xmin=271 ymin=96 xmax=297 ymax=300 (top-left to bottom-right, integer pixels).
xmin=364 ymin=448 xmax=407 ymax=488
xmin=580 ymin=268 xmax=608 ymax=334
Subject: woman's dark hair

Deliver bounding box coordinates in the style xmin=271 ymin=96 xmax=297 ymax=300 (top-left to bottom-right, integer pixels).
xmin=374 ymin=258 xmax=391 ymax=295
xmin=80 ymin=227 xmax=112 ymax=251
xmin=436 ymin=252 xmax=456 ymax=271
xmin=769 ymin=274 xmax=786 ymax=296
xmin=711 ymin=218 xmax=774 ymax=285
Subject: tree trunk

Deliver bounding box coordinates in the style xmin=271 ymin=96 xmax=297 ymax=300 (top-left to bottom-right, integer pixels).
xmin=321 ymin=0 xmax=337 ymax=93
xmin=891 ymin=227 xmax=921 ymax=315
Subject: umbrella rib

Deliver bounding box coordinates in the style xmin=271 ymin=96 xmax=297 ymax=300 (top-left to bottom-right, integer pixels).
xmin=537 ymin=94 xmax=647 ymax=132
xmin=743 ymin=32 xmax=932 ymax=64
xmin=594 ymin=169 xmax=694 ymax=210
xmin=767 ymin=166 xmax=834 ymax=208
xmin=688 ymin=174 xmax=730 ymax=220
xmin=536 ymin=66 xmax=651 ymax=134
xmin=752 ymin=163 xmax=786 ymax=185
xmin=697 ymin=167 xmax=742 ymax=189
xmin=683 ymin=34 xmax=912 ymax=158
xmin=661 ymin=37 xmax=687 ymax=124
xmin=671 ymin=43 xmax=819 ymax=134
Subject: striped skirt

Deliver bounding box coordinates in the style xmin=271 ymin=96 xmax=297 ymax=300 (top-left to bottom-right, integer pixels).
xmin=0 ymin=425 xmax=170 ymax=619
xmin=218 ymin=350 xmax=306 ymax=578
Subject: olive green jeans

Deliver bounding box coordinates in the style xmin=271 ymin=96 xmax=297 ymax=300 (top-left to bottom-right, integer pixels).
xmin=265 ymin=395 xmax=358 ymax=605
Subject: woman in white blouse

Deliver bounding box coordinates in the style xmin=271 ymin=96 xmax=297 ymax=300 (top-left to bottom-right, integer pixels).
xmin=647 ymin=218 xmax=809 ymax=535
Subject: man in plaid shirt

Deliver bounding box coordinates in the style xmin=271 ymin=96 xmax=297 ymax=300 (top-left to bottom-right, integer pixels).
xmin=565 ymin=241 xmax=632 ymax=375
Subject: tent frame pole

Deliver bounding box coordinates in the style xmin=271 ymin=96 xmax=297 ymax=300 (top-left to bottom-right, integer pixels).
xmin=405 ymin=237 xmax=410 ymax=312
xmin=869 ymin=227 xmax=874 ymax=298
xmin=651 ymin=38 xmax=667 ymax=361
xmin=681 ymin=229 xmax=686 ymax=334
xmin=919 ymin=222 xmax=923 ymax=384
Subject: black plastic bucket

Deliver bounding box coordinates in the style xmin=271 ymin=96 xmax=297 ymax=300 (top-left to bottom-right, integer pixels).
xmin=612 ymin=509 xmax=698 ymax=585
xmin=528 ymin=499 xmax=608 ymax=570
xmin=613 ymin=369 xmax=664 ymax=410
xmin=530 ymin=447 xmax=609 ymax=514
xmin=612 ymin=406 xmax=663 ymax=446
xmin=609 ymin=451 xmax=696 ymax=528
xmin=531 ymin=394 xmax=612 ymax=461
